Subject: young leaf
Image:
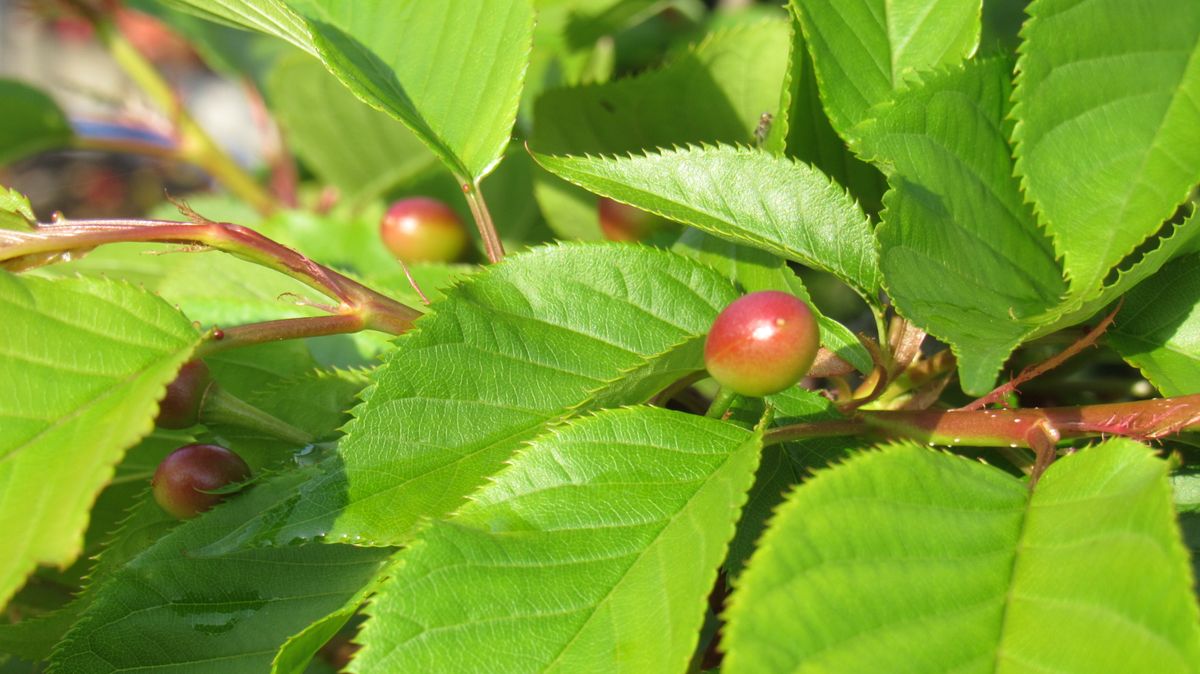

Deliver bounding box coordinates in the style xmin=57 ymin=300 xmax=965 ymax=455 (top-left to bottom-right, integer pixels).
xmin=0 ymin=274 xmax=201 ymax=609
xmin=724 ymin=439 xmax=1200 ymax=673
xmin=1109 ymin=253 xmax=1200 ymax=396
xmin=532 ymin=19 xmax=791 ymax=241
xmin=533 ymin=145 xmax=882 ymax=303
xmin=48 ymin=468 xmax=394 ymax=673
xmin=266 ymin=54 xmax=438 ymax=205
xmin=791 ymin=0 xmax=982 ymax=139
xmin=186 ymin=243 xmax=740 ymax=551
xmin=1012 ymin=0 xmax=1200 ymax=296
xmin=162 ymin=0 xmax=533 ymax=181
xmin=853 ymin=58 xmax=1066 ymax=394
xmin=0 ymin=79 xmax=72 ymax=165
xmin=0 ymin=185 xmax=36 ymax=231
xmin=352 ymin=407 xmax=762 ymax=673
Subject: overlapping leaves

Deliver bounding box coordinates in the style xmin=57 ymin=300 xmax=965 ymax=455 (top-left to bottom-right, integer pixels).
xmin=163 ymin=0 xmax=533 ymax=180
xmin=354 ymin=407 xmax=761 ymax=673
xmin=724 ymin=439 xmax=1200 ymax=672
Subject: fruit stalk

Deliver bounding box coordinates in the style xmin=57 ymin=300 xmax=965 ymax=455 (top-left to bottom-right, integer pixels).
xmin=461 ymin=180 xmax=505 ymax=263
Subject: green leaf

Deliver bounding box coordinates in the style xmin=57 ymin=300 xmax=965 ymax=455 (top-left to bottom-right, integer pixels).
xmin=770 ymin=10 xmax=886 ymax=213
xmin=724 ymin=439 xmax=1200 ymax=673
xmin=532 ymin=19 xmax=790 ymax=241
xmin=163 ymin=0 xmax=534 ymax=180
xmin=853 ymin=58 xmax=1066 ymax=394
xmin=533 ymin=145 xmax=882 ymax=302
xmin=1012 ymin=0 xmax=1200 ymax=295
xmin=1110 ymin=253 xmax=1200 ymax=396
xmin=0 ymin=274 xmax=201 ymax=610
xmin=189 ymin=243 xmax=739 ymax=550
xmin=0 ymin=80 xmax=72 ymax=165
xmin=266 ymin=53 xmax=438 ymax=204
xmin=791 ymin=0 xmax=982 ymax=139
xmin=673 ymin=229 xmax=873 ymax=374
xmin=0 ymin=186 xmax=36 ymax=231
xmin=49 ymin=469 xmax=394 ymax=673
xmin=352 ymin=407 xmax=761 ymax=673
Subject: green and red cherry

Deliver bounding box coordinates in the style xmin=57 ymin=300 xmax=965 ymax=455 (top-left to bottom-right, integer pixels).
xmin=704 ymin=291 xmax=820 ymax=397
xmin=597 ymin=197 xmax=666 ymax=242
xmin=152 ymin=443 xmax=251 ymax=519
xmin=380 ymin=197 xmax=469 ymax=263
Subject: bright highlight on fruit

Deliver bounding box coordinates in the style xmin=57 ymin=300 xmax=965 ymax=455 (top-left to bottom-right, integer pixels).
xmin=152 ymin=443 xmax=252 ymax=519
xmin=703 ymin=290 xmax=820 ymax=397
xmin=380 ymin=196 xmax=470 ymax=263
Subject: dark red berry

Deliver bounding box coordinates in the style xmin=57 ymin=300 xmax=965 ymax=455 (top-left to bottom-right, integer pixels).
xmin=152 ymin=444 xmax=251 ymax=519
xmin=155 ymin=360 xmax=212 ymax=429
xmin=704 ymin=291 xmax=820 ymax=397
xmin=380 ymin=197 xmax=469 ymax=263
xmin=597 ymin=197 xmax=666 ymax=242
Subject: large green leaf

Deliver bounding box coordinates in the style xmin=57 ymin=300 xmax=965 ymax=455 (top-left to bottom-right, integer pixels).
xmin=534 ymin=145 xmax=882 ymax=303
xmin=266 ymin=54 xmax=437 ymax=204
xmin=0 ymin=274 xmax=201 ymax=609
xmin=1110 ymin=253 xmax=1200 ymax=396
xmin=0 ymin=80 xmax=72 ymax=165
xmin=791 ymin=0 xmax=982 ymax=139
xmin=163 ymin=0 xmax=533 ymax=180
xmin=724 ymin=439 xmax=1200 ymax=673
xmin=352 ymin=407 xmax=761 ymax=673
xmin=1012 ymin=0 xmax=1200 ymax=296
xmin=853 ymin=58 xmax=1066 ymax=394
xmin=532 ymin=19 xmax=790 ymax=241
xmin=185 ymin=243 xmax=739 ymax=550
xmin=49 ymin=469 xmax=394 ymax=673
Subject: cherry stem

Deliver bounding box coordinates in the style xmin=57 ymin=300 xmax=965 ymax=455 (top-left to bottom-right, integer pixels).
xmin=0 ymin=214 xmax=422 ymax=341
xmin=706 ymin=387 xmax=738 ymax=419
xmin=77 ymin=4 xmax=279 ymax=215
xmin=764 ymin=392 xmax=1200 ymax=449
xmin=959 ymin=301 xmax=1122 ymax=411
xmin=461 ymin=179 xmax=505 ymax=264
xmin=197 ymin=315 xmax=366 ymax=356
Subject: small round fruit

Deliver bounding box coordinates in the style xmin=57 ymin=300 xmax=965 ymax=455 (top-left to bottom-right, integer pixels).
xmin=704 ymin=291 xmax=820 ymax=397
xmin=155 ymin=360 xmax=212 ymax=429
xmin=152 ymin=444 xmax=251 ymax=519
xmin=380 ymin=197 xmax=469 ymax=263
xmin=597 ymin=197 xmax=666 ymax=242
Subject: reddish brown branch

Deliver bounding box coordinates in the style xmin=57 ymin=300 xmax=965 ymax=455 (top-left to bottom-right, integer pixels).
xmin=960 ymin=301 xmax=1122 ymax=411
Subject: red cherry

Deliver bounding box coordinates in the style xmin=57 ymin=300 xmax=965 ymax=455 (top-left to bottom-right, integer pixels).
xmin=152 ymin=444 xmax=251 ymax=519
xmin=380 ymin=197 xmax=469 ymax=263
xmin=155 ymin=360 xmax=212 ymax=429
xmin=704 ymin=291 xmax=820 ymax=397
xmin=597 ymin=197 xmax=666 ymax=242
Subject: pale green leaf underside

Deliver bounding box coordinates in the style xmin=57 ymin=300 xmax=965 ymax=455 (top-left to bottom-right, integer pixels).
xmin=0 ymin=273 xmax=200 ymax=609
xmin=1012 ymin=0 xmax=1200 ymax=296
xmin=1110 ymin=253 xmax=1200 ymax=396
xmin=49 ymin=469 xmax=394 ymax=673
xmin=791 ymin=0 xmax=982 ymax=139
xmin=188 ymin=244 xmax=739 ymax=551
xmin=353 ymin=407 xmax=761 ymax=674
xmin=266 ymin=53 xmax=437 ymax=204
xmin=0 ymin=79 xmax=72 ymax=165
xmin=164 ymin=0 xmax=532 ymax=180
xmin=724 ymin=439 xmax=1200 ymax=673
xmin=853 ymin=58 xmax=1066 ymax=394
xmin=534 ymin=145 xmax=882 ymax=302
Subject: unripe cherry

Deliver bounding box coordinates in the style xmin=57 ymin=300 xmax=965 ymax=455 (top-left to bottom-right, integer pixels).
xmin=155 ymin=360 xmax=212 ymax=429
xmin=380 ymin=197 xmax=469 ymax=263
xmin=597 ymin=197 xmax=666 ymax=242
xmin=704 ymin=291 xmax=820 ymax=397
xmin=152 ymin=443 xmax=251 ymax=519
